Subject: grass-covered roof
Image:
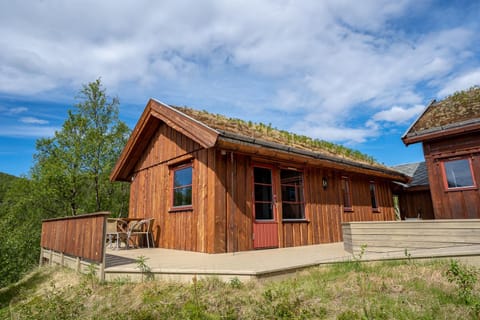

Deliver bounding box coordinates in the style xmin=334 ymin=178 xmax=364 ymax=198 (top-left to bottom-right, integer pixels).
xmin=172 ymin=106 xmax=379 ymax=166
xmin=408 ymin=86 xmax=480 ymax=135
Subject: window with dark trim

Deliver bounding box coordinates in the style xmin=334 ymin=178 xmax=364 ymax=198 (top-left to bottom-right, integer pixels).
xmin=442 ymin=158 xmax=476 ymax=190
xmin=342 ymin=176 xmax=352 ymax=211
xmin=172 ymin=164 xmax=193 ymax=209
xmin=369 ymin=182 xmax=379 ymax=211
xmin=280 ymin=169 xmax=305 ymax=220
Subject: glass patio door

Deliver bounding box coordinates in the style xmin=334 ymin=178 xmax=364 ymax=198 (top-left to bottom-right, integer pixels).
xmin=252 ymin=166 xmax=278 ymax=248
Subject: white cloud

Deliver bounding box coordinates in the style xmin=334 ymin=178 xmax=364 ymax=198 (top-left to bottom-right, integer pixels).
xmin=6 ymin=107 xmax=28 ymax=115
xmin=0 ymin=0 xmax=478 ymax=143
xmin=0 ymin=126 xmax=57 ymax=138
xmin=291 ymin=121 xmax=378 ymax=144
xmin=20 ymin=117 xmax=49 ymax=124
xmin=373 ymin=105 xmax=425 ymax=124
xmin=437 ymin=69 xmax=480 ymax=97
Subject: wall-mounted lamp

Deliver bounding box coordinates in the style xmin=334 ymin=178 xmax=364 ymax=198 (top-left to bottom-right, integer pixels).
xmin=322 ymin=177 xmax=328 ymax=189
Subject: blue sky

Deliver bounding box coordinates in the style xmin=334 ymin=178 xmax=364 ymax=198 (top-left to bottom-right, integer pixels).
xmin=1 ymin=0 xmax=479 ymax=177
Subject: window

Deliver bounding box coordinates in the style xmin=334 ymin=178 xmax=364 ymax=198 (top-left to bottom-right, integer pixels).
xmin=341 ymin=177 xmax=352 ymax=211
xmin=172 ymin=164 xmax=192 ymax=208
xmin=369 ymin=182 xmax=379 ymax=211
xmin=280 ymin=169 xmax=305 ymax=220
xmin=253 ymin=167 xmax=274 ymax=220
xmin=442 ymin=158 xmax=476 ymax=190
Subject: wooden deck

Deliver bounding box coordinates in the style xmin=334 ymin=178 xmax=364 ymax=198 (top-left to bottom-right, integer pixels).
xmin=39 ymin=215 xmax=480 ymax=283
xmin=99 ymin=241 xmax=480 ymax=282
xmin=103 ymin=242 xmax=349 ymax=282
xmin=40 ymin=241 xmax=480 ymax=283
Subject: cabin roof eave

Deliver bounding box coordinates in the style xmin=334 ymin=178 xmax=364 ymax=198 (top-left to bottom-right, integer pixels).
xmin=217 ymin=131 xmax=409 ymax=182
xmin=111 ymin=100 xmax=407 ymax=182
xmin=402 ymin=120 xmax=480 ymax=145
xmin=110 ymin=99 xmax=219 ymax=182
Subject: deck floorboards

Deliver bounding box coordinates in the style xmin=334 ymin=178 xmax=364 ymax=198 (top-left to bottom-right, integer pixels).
xmin=103 ymin=242 xmax=480 ymax=282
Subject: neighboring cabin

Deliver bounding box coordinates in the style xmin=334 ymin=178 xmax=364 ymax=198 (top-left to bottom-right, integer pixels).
xmin=111 ymin=99 xmax=407 ymax=253
xmin=392 ymin=162 xmax=434 ymax=220
xmin=402 ymin=87 xmax=480 ymax=219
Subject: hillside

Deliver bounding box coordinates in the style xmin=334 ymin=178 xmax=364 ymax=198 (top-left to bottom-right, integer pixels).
xmin=0 ymin=172 xmax=18 ymax=204
xmin=1 ymin=259 xmax=479 ymax=319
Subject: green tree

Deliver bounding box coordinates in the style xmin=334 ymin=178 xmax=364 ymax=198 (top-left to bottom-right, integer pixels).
xmin=0 ymin=79 xmax=131 ymax=287
xmin=0 ymin=177 xmax=43 ymax=287
xmin=32 ymin=78 xmax=130 ymax=216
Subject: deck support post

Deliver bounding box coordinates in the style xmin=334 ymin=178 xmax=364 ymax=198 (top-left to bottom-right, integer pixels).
xmin=39 ymin=247 xmax=44 ymax=266
xmin=76 ymin=257 xmax=81 ymax=272
xmin=49 ymin=250 xmax=53 ymax=265
xmin=99 ymin=262 xmax=105 ymax=282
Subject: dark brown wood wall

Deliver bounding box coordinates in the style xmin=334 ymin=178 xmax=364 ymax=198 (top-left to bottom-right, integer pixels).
xmin=340 ymin=176 xmax=394 ymax=223
xmin=398 ymin=190 xmax=434 ymax=219
xmin=423 ymin=132 xmax=480 ymax=219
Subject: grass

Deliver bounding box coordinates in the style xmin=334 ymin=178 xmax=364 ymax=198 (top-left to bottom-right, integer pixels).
xmin=1 ymin=259 xmax=480 ymax=319
xmin=174 ymin=106 xmax=379 ymax=166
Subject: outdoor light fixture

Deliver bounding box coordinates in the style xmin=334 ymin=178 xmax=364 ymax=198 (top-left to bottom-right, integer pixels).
xmin=322 ymin=177 xmax=328 ymax=189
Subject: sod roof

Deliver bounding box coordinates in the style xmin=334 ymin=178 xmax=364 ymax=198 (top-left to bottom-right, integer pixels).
xmin=172 ymin=106 xmax=381 ymax=167
xmin=404 ymin=86 xmax=480 ymax=140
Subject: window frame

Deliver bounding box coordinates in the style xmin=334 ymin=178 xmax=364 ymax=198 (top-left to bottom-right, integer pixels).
xmin=170 ymin=162 xmax=193 ymax=212
xmin=280 ymin=168 xmax=306 ymax=221
xmin=341 ymin=176 xmax=353 ymax=212
xmin=441 ymin=157 xmax=477 ymax=191
xmin=369 ymin=181 xmax=379 ymax=212
xmin=253 ymin=165 xmax=276 ymax=222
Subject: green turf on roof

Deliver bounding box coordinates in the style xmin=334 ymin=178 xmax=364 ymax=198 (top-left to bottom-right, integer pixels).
xmin=411 ymin=86 xmax=480 ymax=134
xmin=172 ymin=106 xmax=380 ymax=166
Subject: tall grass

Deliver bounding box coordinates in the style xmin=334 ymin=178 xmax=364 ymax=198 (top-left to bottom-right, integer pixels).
xmin=2 ymin=259 xmax=480 ymax=319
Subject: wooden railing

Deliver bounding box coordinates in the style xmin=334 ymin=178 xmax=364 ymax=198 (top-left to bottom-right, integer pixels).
xmin=40 ymin=212 xmax=110 ymax=278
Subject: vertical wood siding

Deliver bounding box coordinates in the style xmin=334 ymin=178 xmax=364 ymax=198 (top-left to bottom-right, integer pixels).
xmin=216 ymin=152 xmax=253 ymax=252
xmin=219 ymin=157 xmax=396 ymax=251
xmin=302 ymin=167 xmax=343 ymax=246
xmin=339 ymin=175 xmax=395 ymax=224
xmin=41 ymin=212 xmax=109 ymax=263
xmin=423 ymin=132 xmax=480 ymax=219
xmin=398 ymin=190 xmax=434 ymax=219
xmin=128 ymin=122 xmax=216 ymax=252
xmin=129 ymin=121 xmax=398 ymax=253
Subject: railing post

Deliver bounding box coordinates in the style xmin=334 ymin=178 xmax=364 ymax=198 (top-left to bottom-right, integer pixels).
xmin=39 ymin=247 xmax=44 ymax=266
xmin=99 ymin=262 xmax=105 ymax=282
xmin=99 ymin=214 xmax=107 ymax=282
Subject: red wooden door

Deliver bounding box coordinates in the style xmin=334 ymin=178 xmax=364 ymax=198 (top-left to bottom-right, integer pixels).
xmin=252 ymin=166 xmax=279 ymax=248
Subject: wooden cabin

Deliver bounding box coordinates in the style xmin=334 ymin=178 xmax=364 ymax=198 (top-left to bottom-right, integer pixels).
xmin=392 ymin=162 xmax=434 ymax=220
xmin=402 ymin=87 xmax=480 ymax=219
xmin=110 ymin=99 xmax=407 ymax=253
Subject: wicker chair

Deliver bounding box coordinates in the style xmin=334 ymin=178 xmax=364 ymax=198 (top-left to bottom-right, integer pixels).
xmin=106 ymin=219 xmax=128 ymax=249
xmin=127 ymin=218 xmax=154 ymax=248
